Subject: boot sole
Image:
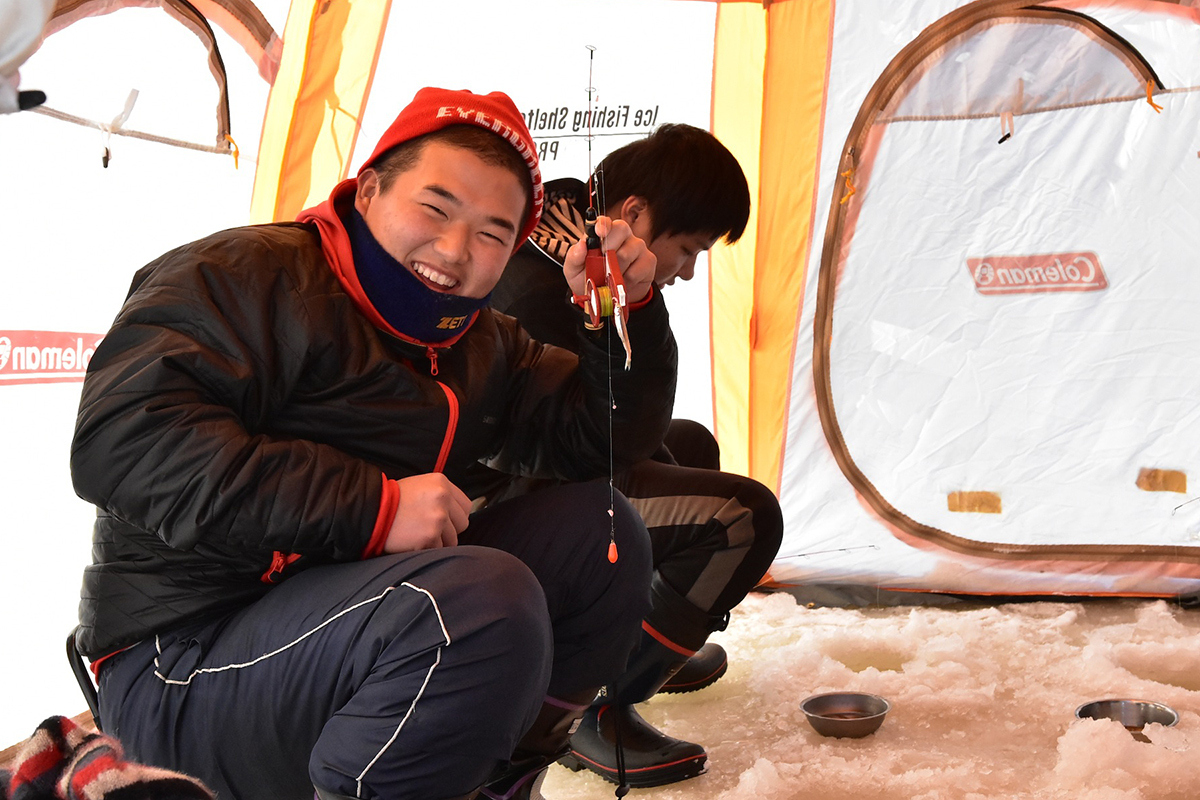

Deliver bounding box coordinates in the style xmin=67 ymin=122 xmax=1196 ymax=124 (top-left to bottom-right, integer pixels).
xmin=659 ymin=658 xmax=728 ymax=694
xmin=558 ymin=750 xmax=707 ymax=788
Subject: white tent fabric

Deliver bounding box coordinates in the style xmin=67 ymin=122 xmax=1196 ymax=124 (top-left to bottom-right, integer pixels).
xmin=773 ymin=0 xmax=1200 ymax=598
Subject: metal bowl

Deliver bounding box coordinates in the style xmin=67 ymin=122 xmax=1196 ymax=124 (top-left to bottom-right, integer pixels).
xmin=801 ymin=692 xmax=891 ymax=738
xmin=1075 ymin=700 xmax=1179 ymax=741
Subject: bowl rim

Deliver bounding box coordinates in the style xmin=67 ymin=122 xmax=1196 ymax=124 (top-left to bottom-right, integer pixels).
xmin=801 ymin=691 xmax=892 ymax=720
xmin=1073 ymin=698 xmax=1179 ymax=727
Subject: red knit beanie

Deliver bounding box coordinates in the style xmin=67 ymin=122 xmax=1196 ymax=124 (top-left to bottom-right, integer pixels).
xmin=359 ymin=87 xmax=543 ymax=248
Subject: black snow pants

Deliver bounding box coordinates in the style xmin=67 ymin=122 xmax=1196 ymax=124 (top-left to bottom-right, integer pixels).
xmin=482 ymin=420 xmax=783 ymax=623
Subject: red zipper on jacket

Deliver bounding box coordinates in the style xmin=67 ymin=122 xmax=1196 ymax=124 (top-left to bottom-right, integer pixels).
xmin=261 ymin=551 xmax=302 ymax=584
xmin=420 ymin=345 xmax=458 ymax=472
xmin=434 ymin=379 xmax=458 ymax=473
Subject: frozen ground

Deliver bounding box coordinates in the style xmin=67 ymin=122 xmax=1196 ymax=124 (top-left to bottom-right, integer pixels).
xmin=544 ymin=591 xmax=1200 ymax=800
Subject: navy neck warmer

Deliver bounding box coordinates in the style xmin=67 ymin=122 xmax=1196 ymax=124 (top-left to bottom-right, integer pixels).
xmin=347 ymin=207 xmax=489 ymax=343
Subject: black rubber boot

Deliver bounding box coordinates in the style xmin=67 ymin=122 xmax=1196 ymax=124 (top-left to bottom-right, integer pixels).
xmin=560 ymin=573 xmax=727 ymax=788
xmin=562 ymin=703 xmax=707 ymax=788
xmin=660 ymin=642 xmax=728 ymax=694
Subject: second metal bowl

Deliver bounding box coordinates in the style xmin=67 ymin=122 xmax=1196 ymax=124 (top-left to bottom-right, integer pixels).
xmin=1075 ymin=699 xmax=1178 ymax=741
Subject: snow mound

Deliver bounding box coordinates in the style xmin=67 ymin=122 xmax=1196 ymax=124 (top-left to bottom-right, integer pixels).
xmin=545 ymin=592 xmax=1200 ymax=799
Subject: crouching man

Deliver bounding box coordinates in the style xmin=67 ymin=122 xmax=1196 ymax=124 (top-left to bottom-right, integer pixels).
xmin=476 ymin=123 xmax=784 ymax=787
xmin=70 ymin=87 xmax=677 ymax=800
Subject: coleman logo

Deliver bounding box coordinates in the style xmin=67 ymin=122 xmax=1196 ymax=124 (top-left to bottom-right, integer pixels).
xmin=0 ymin=331 xmax=105 ymax=386
xmin=966 ymin=252 xmax=1107 ymax=295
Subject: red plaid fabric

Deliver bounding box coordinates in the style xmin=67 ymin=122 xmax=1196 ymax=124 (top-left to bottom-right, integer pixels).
xmin=2 ymin=716 xmax=213 ymax=800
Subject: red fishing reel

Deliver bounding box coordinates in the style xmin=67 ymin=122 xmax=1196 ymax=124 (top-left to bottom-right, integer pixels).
xmin=574 ymin=213 xmax=632 ymax=369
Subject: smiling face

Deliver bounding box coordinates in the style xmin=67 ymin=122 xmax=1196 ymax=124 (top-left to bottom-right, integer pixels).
xmin=354 ymin=140 xmax=528 ymax=299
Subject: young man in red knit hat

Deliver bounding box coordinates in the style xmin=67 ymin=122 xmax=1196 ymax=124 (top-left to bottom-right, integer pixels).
xmin=473 ymin=123 xmax=783 ymax=788
xmin=70 ymin=87 xmax=676 ymax=800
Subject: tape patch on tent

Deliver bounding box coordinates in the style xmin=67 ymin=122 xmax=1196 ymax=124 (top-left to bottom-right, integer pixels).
xmin=1136 ymin=469 xmax=1187 ymax=494
xmin=947 ymin=491 xmax=1002 ymax=514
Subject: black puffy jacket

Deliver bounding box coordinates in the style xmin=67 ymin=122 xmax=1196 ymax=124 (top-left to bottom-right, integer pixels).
xmin=70 ymin=222 xmax=677 ymax=657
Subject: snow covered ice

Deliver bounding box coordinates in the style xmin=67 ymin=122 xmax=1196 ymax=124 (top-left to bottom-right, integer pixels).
xmin=544 ymin=591 xmax=1200 ymax=800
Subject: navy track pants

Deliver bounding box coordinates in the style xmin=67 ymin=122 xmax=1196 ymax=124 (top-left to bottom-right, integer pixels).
xmin=97 ymin=481 xmax=652 ymax=800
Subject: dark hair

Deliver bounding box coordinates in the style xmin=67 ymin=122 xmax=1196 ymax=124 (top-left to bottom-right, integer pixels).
xmin=369 ymin=124 xmax=534 ymax=222
xmin=596 ymin=123 xmax=750 ymax=244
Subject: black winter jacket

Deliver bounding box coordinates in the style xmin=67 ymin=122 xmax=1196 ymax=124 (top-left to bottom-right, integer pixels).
xmin=70 ymin=222 xmax=677 ymax=657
